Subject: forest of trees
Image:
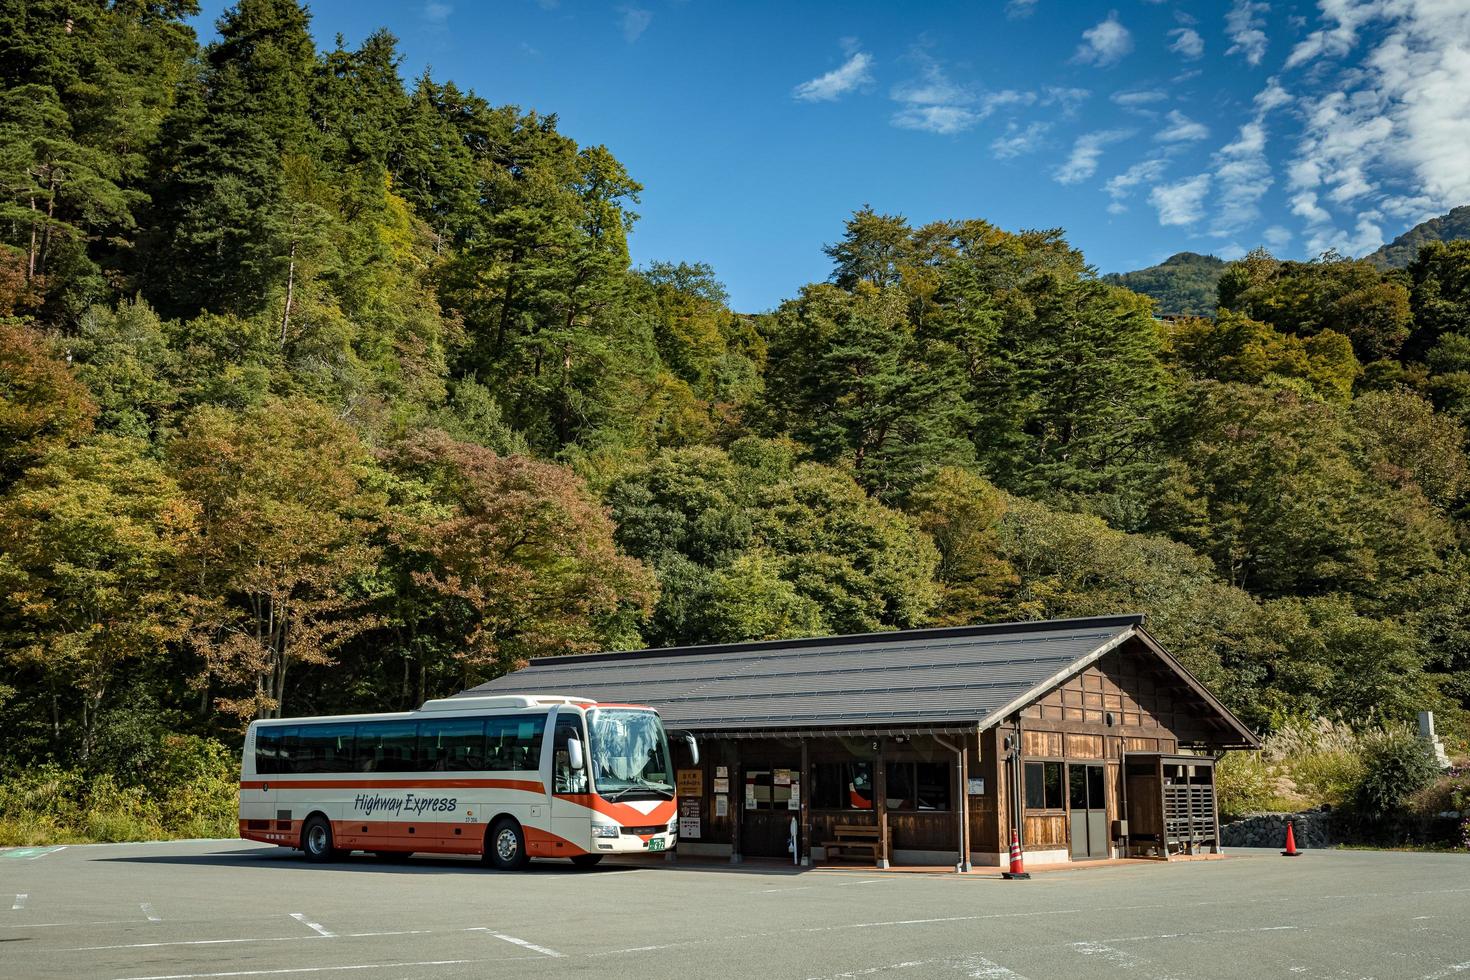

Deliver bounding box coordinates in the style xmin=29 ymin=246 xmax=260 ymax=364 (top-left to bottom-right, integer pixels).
xmin=4 ymin=0 xmax=1470 ymax=800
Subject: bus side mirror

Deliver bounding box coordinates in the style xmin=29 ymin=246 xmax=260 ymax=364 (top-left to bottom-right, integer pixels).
xmin=567 ymin=737 xmax=585 ymax=771
xmin=672 ymin=730 xmax=698 ymax=766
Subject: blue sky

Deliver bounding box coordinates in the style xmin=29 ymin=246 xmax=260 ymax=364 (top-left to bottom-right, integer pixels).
xmin=193 ymin=1 xmax=1470 ymax=312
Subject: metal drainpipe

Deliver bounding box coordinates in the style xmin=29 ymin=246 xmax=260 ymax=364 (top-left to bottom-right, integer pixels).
xmin=934 ymin=736 xmax=969 ymax=873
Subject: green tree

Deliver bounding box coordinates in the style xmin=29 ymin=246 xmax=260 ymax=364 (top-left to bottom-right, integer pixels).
xmin=1217 ymin=249 xmax=1412 ymax=362
xmin=0 ymin=437 xmax=195 ymax=759
xmin=142 ymin=0 xmax=317 ymax=317
xmin=1163 ymin=310 xmax=1360 ymax=401
xmin=907 ymin=467 xmax=1017 ymax=626
xmin=1150 ymin=382 xmax=1451 ymax=600
xmin=824 ymin=205 xmax=914 ymax=290
xmin=761 ymin=283 xmax=975 ymax=500
xmin=1405 ymin=240 xmax=1470 ymax=363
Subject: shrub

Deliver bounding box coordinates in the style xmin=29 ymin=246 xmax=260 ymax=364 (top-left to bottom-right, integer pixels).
xmin=1353 ymin=726 xmax=1440 ymax=819
xmin=0 ymin=737 xmax=239 ymax=846
xmin=1216 ymin=751 xmax=1280 ymax=818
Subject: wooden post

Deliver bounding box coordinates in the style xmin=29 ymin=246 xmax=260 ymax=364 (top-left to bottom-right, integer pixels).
xmin=730 ymin=744 xmax=742 ymax=865
xmin=875 ymin=738 xmax=889 ymax=869
xmin=957 ymin=737 xmax=971 ymax=873
xmin=799 ymin=737 xmax=812 ymax=867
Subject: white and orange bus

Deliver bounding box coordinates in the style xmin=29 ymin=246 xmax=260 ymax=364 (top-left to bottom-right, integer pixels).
xmin=239 ymin=694 xmax=693 ymax=869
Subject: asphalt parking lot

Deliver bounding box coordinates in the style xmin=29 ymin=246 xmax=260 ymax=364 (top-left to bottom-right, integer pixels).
xmin=3 ymin=840 xmax=1468 ymax=980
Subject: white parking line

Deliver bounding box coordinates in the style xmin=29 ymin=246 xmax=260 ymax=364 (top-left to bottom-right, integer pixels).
xmin=113 ymin=960 xmax=483 ymax=980
xmin=485 ymin=931 xmax=564 ymax=957
xmin=11 ymin=893 xmax=26 ymax=910
xmin=288 ymin=913 xmax=335 ymax=938
xmin=1422 ymin=965 xmax=1470 ymax=980
xmin=31 ymin=845 xmax=66 ymax=859
xmin=141 ymin=903 xmax=162 ymax=922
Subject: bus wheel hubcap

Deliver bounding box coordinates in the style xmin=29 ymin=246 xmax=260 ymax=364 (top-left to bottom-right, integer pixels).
xmin=310 ymin=827 xmax=326 ymax=853
xmin=497 ymin=830 xmax=517 ymax=860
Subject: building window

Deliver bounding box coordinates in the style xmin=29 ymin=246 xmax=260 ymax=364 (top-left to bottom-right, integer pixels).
xmin=1024 ymin=761 xmax=1064 ymax=810
xmin=812 ymin=761 xmax=951 ymax=811
xmin=812 ymin=761 xmax=874 ymax=810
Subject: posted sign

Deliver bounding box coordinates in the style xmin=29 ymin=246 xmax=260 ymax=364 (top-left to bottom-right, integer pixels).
xmin=677 ymin=769 xmax=703 ymax=798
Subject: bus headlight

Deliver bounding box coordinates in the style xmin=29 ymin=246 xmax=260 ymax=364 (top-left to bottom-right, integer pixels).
xmin=592 ymin=822 xmax=620 ymax=839
xmin=668 ymin=818 xmax=678 ymax=836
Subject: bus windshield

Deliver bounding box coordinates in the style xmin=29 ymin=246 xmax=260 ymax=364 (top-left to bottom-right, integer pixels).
xmin=587 ymin=709 xmax=673 ymax=801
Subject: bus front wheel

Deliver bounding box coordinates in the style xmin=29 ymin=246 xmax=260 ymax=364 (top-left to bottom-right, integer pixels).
xmin=301 ymin=816 xmax=339 ymax=863
xmin=485 ymin=818 xmax=528 ymax=871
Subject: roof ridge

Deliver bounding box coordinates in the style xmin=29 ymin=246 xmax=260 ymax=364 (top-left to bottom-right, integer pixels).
xmin=502 ymin=614 xmax=1144 ymax=670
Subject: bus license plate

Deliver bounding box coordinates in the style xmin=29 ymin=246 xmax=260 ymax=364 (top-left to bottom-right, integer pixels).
xmin=647 ymin=838 xmax=665 ymax=851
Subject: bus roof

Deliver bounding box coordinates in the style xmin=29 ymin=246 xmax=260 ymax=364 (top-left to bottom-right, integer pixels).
xmin=251 ymin=694 xmax=655 ymax=726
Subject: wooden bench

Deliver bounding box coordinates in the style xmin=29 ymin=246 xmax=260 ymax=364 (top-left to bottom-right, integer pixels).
xmin=820 ymin=823 xmax=892 ymax=863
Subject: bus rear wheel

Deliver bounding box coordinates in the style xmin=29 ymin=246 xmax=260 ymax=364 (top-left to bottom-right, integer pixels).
xmin=484 ymin=818 xmax=528 ymax=871
xmin=570 ymin=854 xmax=603 ymax=869
xmin=302 ymin=816 xmax=339 ymax=863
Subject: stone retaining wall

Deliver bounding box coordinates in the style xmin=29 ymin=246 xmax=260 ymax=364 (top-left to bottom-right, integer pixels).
xmin=1221 ymin=809 xmax=1332 ymax=849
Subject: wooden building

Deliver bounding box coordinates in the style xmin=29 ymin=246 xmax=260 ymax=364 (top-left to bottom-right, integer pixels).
xmin=462 ymin=615 xmax=1257 ymax=868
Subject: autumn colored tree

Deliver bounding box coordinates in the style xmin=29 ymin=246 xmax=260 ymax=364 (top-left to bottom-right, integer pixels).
xmin=383 ymin=430 xmax=656 ymax=686
xmin=168 ymin=397 xmax=381 ymax=721
xmin=0 ymin=320 xmax=95 ymax=484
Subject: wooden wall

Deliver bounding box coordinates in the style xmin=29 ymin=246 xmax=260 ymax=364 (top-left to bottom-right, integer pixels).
xmin=1012 ymin=637 xmax=1223 ymax=856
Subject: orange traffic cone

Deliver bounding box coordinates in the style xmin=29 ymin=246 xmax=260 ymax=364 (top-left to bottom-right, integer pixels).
xmin=1281 ymin=819 xmax=1302 ymax=857
xmin=1002 ymin=829 xmax=1031 ymax=879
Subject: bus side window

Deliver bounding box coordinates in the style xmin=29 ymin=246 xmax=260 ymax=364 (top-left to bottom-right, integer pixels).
xmin=355 ymin=722 xmax=419 ymax=773
xmin=256 ymin=727 xmax=281 ymax=775
xmin=418 ymin=717 xmax=485 ymax=772
xmin=552 ymin=715 xmax=587 ymax=794
xmin=297 ymin=723 xmax=355 ymax=774
xmin=274 ymin=726 xmax=300 ymax=775
xmin=485 ymin=715 xmax=546 ymax=772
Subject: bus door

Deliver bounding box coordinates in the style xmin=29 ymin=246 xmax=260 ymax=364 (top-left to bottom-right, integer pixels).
xmin=549 ymin=708 xmax=592 ymax=855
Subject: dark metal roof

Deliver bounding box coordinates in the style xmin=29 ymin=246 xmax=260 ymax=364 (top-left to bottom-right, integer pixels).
xmin=458 ymin=614 xmax=1237 ymax=736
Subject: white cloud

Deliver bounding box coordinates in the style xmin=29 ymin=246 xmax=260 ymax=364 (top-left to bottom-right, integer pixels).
xmin=1264 ymin=225 xmax=1293 ymax=250
xmin=1225 ymin=0 xmax=1269 ymax=67
xmin=1006 ymin=0 xmax=1038 ymax=19
xmin=1253 ymin=76 xmax=1292 ymax=114
xmin=982 ymin=89 xmax=1038 ymax=113
xmin=1041 ymin=86 xmax=1091 ymax=115
xmin=991 ymin=121 xmax=1051 ymax=159
xmin=888 ymin=61 xmax=1037 ymax=135
xmin=1291 ymin=190 xmax=1334 ymax=225
xmin=1305 ymin=212 xmax=1385 ymax=256
xmin=1168 ymin=27 xmax=1204 ymax=59
xmin=1218 ymin=242 xmax=1248 ymax=260
xmin=1150 ymin=173 xmax=1213 ymax=226
xmin=1074 ymin=12 xmax=1134 ymax=67
xmin=1105 ymin=156 xmax=1170 ymax=212
xmin=619 ymin=6 xmax=651 ymax=43
xmin=792 ymin=49 xmax=874 ymax=102
xmin=889 ymin=61 xmax=982 ymax=134
xmin=1111 ymin=89 xmax=1167 ymax=108
xmin=1285 ymin=0 xmax=1381 ymax=70
xmin=1206 ymin=77 xmax=1290 ymax=238
xmin=891 ymin=64 xmax=971 ymax=107
xmin=423 ymin=1 xmax=452 ymax=25
xmin=892 ymin=104 xmax=981 ymax=135
xmin=1053 ymin=129 xmax=1132 ymax=185
xmin=1155 ymin=109 xmax=1210 ymax=142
